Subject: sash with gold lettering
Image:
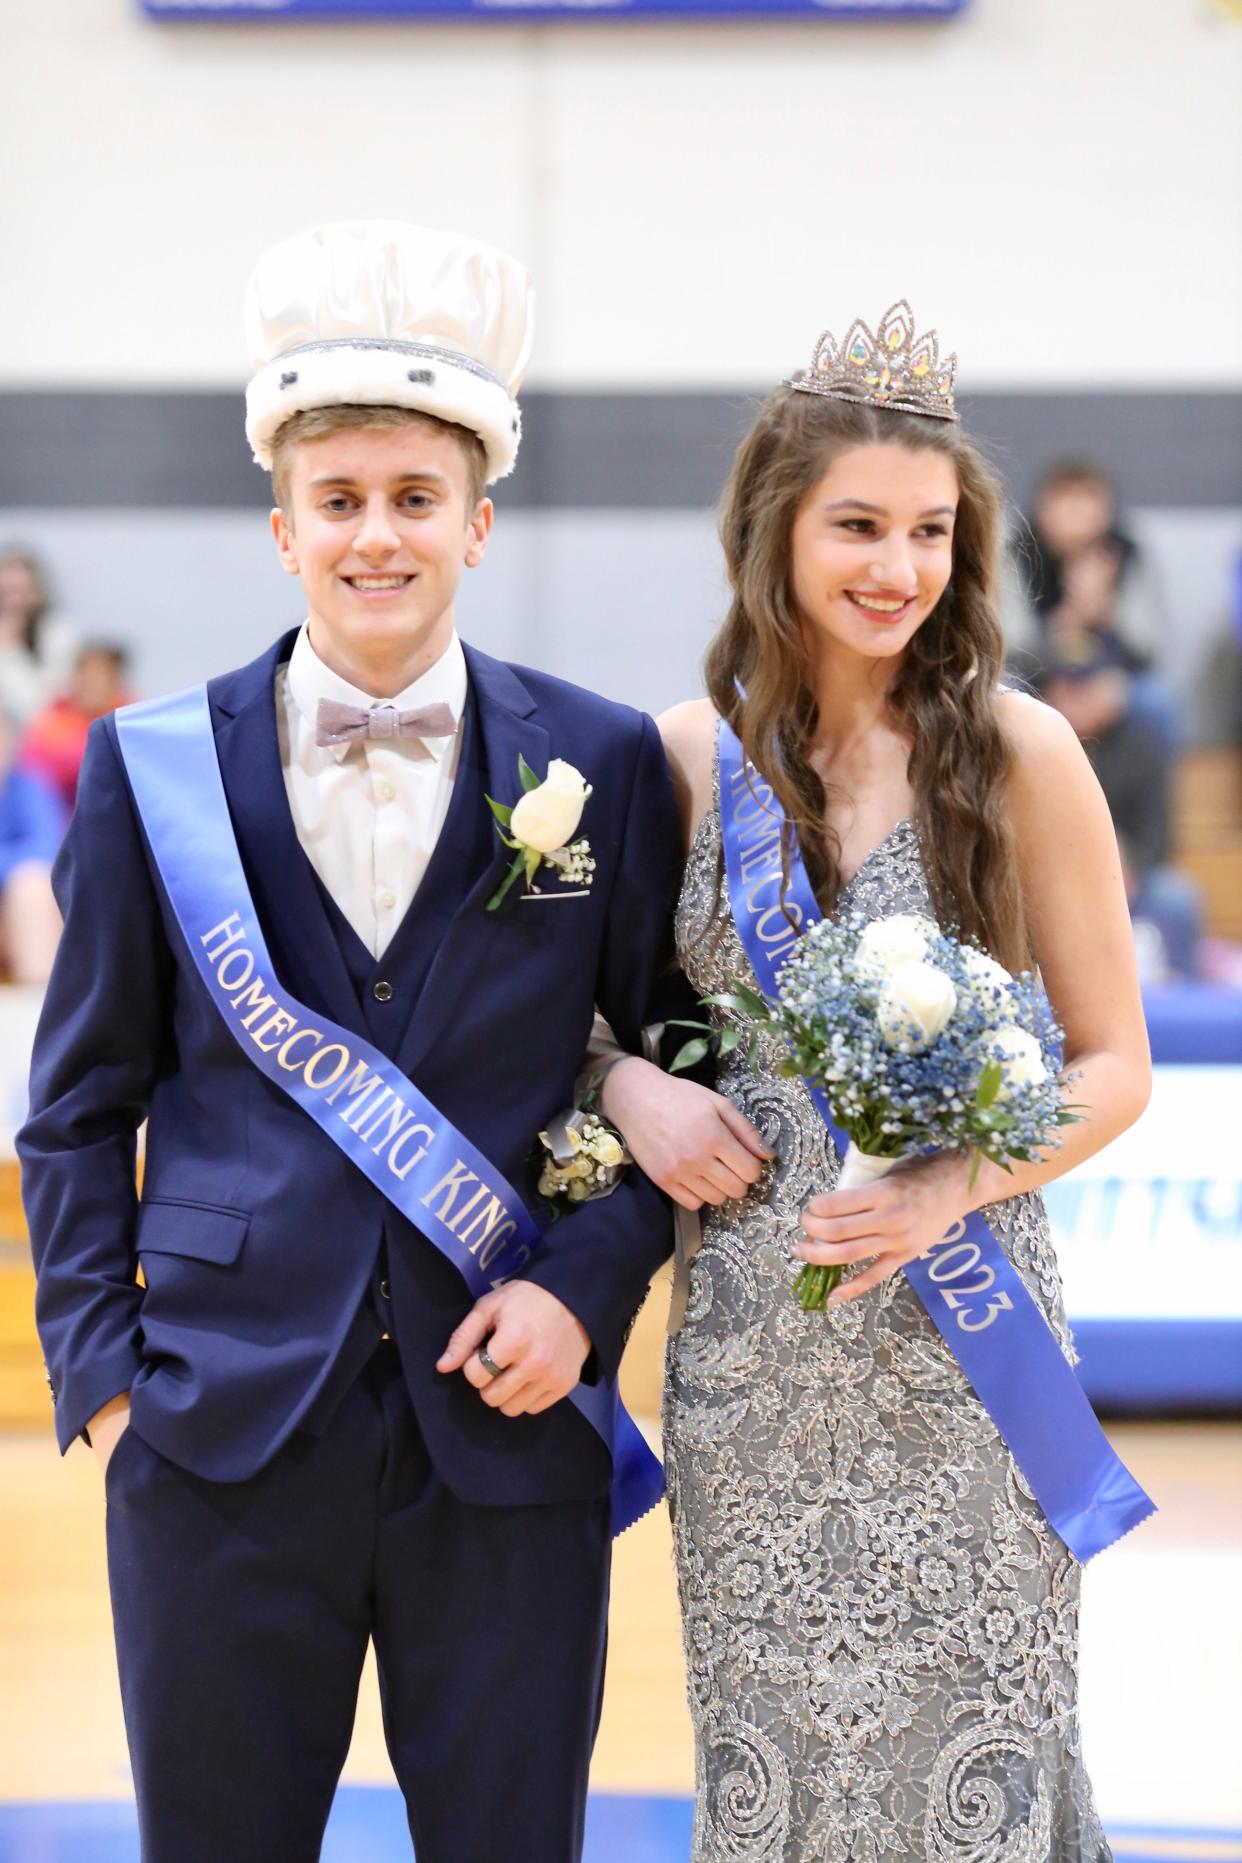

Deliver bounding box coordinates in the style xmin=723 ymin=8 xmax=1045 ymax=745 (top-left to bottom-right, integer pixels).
xmin=718 ymin=716 xmax=1154 ymax=1562
xmin=114 ymin=686 xmax=663 ymax=1537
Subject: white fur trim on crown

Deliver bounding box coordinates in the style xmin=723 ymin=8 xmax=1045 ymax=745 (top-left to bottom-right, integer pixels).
xmin=245 ymin=339 xmax=521 ymax=482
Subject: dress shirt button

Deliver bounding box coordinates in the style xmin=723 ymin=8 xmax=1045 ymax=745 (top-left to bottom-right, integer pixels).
xmin=372 ymin=979 xmax=394 ymax=1003
xmin=378 ymin=780 xmax=395 ymax=802
xmin=379 ymin=890 xmax=395 ymax=911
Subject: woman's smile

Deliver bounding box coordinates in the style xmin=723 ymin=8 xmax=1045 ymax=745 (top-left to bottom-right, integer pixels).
xmin=844 ymin=589 xmax=918 ymax=623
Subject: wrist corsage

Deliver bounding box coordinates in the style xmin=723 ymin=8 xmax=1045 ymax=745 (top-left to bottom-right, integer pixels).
xmin=535 ymin=1110 xmax=631 ymax=1220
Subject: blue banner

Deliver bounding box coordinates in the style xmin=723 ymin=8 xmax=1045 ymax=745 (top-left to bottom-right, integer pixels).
xmin=142 ymin=0 xmax=966 ymax=20
xmin=113 ymin=684 xmax=664 ymax=1537
xmin=717 ymin=717 xmax=1155 ymax=1563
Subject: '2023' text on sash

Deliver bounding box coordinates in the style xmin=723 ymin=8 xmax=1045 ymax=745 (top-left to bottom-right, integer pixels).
xmin=717 ymin=717 xmax=1154 ymax=1562
xmin=114 ymin=686 xmax=664 ymax=1537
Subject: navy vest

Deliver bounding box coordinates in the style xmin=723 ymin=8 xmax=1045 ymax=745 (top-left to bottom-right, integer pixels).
xmin=298 ymin=691 xmax=495 ymax=1431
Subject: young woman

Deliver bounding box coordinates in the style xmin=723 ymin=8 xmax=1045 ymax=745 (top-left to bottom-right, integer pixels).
xmin=0 ymin=548 xmax=77 ymax=730
xmin=602 ymin=306 xmax=1150 ymax=1860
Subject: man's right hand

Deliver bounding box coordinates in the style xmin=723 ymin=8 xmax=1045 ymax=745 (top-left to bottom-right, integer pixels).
xmin=600 ymin=1056 xmax=772 ymax=1210
xmin=87 ymin=1392 xmax=132 ymax=1478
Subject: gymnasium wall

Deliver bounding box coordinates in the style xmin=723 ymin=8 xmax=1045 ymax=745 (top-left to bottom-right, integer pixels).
xmin=2 ymin=0 xmax=1241 ymax=722
xmin=2 ymin=0 xmax=1241 ymax=1418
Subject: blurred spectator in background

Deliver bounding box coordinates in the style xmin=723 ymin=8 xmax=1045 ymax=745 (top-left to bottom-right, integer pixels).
xmin=19 ymin=643 xmax=133 ymax=812
xmin=1004 ymin=459 xmax=1179 ymax=754
xmin=0 ymin=547 xmax=79 ymax=732
xmin=1040 ymin=633 xmax=1202 ymax=980
xmin=0 ymin=710 xmax=64 ymax=986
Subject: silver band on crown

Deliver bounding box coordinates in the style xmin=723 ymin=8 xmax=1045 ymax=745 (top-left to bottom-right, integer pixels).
xmin=274 ymin=335 xmax=508 ymax=393
xmin=785 ymin=299 xmax=959 ymax=424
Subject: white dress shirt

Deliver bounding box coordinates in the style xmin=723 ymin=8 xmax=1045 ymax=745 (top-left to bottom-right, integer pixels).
xmin=277 ymin=623 xmax=468 ymax=959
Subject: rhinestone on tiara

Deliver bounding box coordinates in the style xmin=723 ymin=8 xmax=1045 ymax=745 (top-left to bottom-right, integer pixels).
xmin=786 ymin=299 xmax=959 ymax=423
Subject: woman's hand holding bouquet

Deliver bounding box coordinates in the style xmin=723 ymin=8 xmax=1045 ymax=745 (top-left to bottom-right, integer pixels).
xmin=747 ymin=912 xmax=1076 ymax=1311
xmin=663 ymin=908 xmax=1077 ymax=1312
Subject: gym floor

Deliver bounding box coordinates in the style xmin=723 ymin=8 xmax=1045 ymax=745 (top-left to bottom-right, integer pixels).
xmin=1 ymin=1418 xmax=1239 ymax=1862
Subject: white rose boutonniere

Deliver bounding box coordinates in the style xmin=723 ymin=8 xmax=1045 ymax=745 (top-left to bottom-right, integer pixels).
xmin=486 ymin=754 xmax=596 ymax=910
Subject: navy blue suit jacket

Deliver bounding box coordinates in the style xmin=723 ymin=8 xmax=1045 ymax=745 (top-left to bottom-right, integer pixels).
xmin=20 ymin=632 xmax=683 ymax=1509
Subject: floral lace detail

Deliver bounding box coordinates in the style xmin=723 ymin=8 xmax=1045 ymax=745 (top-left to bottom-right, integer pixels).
xmin=664 ymin=758 xmax=1109 ymax=1862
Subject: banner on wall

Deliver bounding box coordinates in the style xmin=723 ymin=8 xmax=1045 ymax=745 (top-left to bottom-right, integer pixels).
xmin=1048 ymin=1064 xmax=1242 ymax=1409
xmin=141 ymin=0 xmax=967 ymax=18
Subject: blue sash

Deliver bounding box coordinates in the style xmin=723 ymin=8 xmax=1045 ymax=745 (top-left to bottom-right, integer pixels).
xmin=114 ymin=686 xmax=664 ymax=1538
xmin=717 ymin=718 xmax=1154 ymax=1562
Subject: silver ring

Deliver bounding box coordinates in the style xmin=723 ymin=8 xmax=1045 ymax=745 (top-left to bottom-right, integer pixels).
xmin=477 ymin=1346 xmax=504 ymax=1379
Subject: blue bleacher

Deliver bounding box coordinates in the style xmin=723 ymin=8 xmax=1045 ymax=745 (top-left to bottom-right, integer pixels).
xmin=1143 ymin=983 xmax=1242 ymax=1066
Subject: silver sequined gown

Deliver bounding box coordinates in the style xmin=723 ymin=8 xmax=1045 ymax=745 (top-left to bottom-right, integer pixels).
xmin=664 ymin=769 xmax=1111 ymax=1863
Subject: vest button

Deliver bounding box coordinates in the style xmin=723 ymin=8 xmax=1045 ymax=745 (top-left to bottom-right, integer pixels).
xmin=372 ymin=979 xmax=394 ymax=1003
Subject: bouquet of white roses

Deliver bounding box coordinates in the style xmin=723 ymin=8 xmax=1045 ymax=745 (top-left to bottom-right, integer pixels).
xmin=768 ymin=912 xmax=1076 ymax=1311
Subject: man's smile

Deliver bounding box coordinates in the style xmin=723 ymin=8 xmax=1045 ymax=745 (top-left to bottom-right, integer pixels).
xmin=342 ymin=573 xmax=416 ymax=595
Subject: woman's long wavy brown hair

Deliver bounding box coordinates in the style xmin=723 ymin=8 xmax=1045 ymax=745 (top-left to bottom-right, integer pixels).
xmin=706 ymin=389 xmax=1029 ymax=970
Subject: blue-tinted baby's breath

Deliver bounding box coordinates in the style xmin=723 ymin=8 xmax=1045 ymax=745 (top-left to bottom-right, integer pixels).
xmin=770 ymin=914 xmax=1070 ymax=1169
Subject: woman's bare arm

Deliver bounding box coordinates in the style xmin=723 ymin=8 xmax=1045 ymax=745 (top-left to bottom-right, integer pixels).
xmin=600 ymin=698 xmax=771 ymax=1208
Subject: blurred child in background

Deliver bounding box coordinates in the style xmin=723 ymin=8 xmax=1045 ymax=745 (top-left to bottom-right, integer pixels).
xmin=19 ymin=643 xmax=133 ymax=812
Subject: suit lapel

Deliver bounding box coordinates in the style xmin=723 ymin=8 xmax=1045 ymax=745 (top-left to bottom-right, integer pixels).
xmin=396 ymin=645 xmax=550 ymax=1079
xmin=209 ymin=633 xmax=368 ymax=1040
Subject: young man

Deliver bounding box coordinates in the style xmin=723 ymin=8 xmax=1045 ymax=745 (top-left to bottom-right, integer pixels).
xmin=19 ymin=222 xmax=686 ymax=1862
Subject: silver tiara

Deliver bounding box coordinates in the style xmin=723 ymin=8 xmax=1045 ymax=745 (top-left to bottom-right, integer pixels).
xmin=786 ymin=299 xmax=959 ymax=423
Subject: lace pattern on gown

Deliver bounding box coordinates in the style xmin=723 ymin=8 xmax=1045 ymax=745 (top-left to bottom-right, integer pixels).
xmin=663 ymin=755 xmax=1110 ymax=1862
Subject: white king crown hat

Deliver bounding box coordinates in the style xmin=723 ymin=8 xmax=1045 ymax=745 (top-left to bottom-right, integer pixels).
xmin=244 ymin=220 xmax=534 ymax=483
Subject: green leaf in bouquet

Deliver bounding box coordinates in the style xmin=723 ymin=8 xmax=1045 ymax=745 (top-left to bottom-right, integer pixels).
xmin=485 ymin=793 xmax=514 ymax=829
xmin=975 ymin=1060 xmax=1003 ymax=1110
xmin=670 ymin=1036 xmax=711 ymax=1074
xmin=702 ymin=984 xmax=769 ymax=1021
xmin=717 ymin=1028 xmax=741 ymax=1057
xmin=518 ymin=754 xmax=542 ymax=793
xmin=523 ymin=845 xmax=542 ymax=886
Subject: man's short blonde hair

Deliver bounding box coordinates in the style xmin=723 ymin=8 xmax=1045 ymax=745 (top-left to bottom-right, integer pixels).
xmin=270 ymin=403 xmax=489 ymax=514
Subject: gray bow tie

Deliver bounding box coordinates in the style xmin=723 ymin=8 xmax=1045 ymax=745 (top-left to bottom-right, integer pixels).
xmin=315 ymin=697 xmax=457 ymax=749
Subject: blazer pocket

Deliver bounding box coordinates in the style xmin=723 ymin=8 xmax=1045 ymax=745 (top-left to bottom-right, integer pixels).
xmin=136 ymin=1198 xmax=250 ymax=1267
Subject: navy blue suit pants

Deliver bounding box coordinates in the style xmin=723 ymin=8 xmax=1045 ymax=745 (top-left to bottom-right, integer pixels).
xmin=105 ymin=1343 xmax=611 ymax=1862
